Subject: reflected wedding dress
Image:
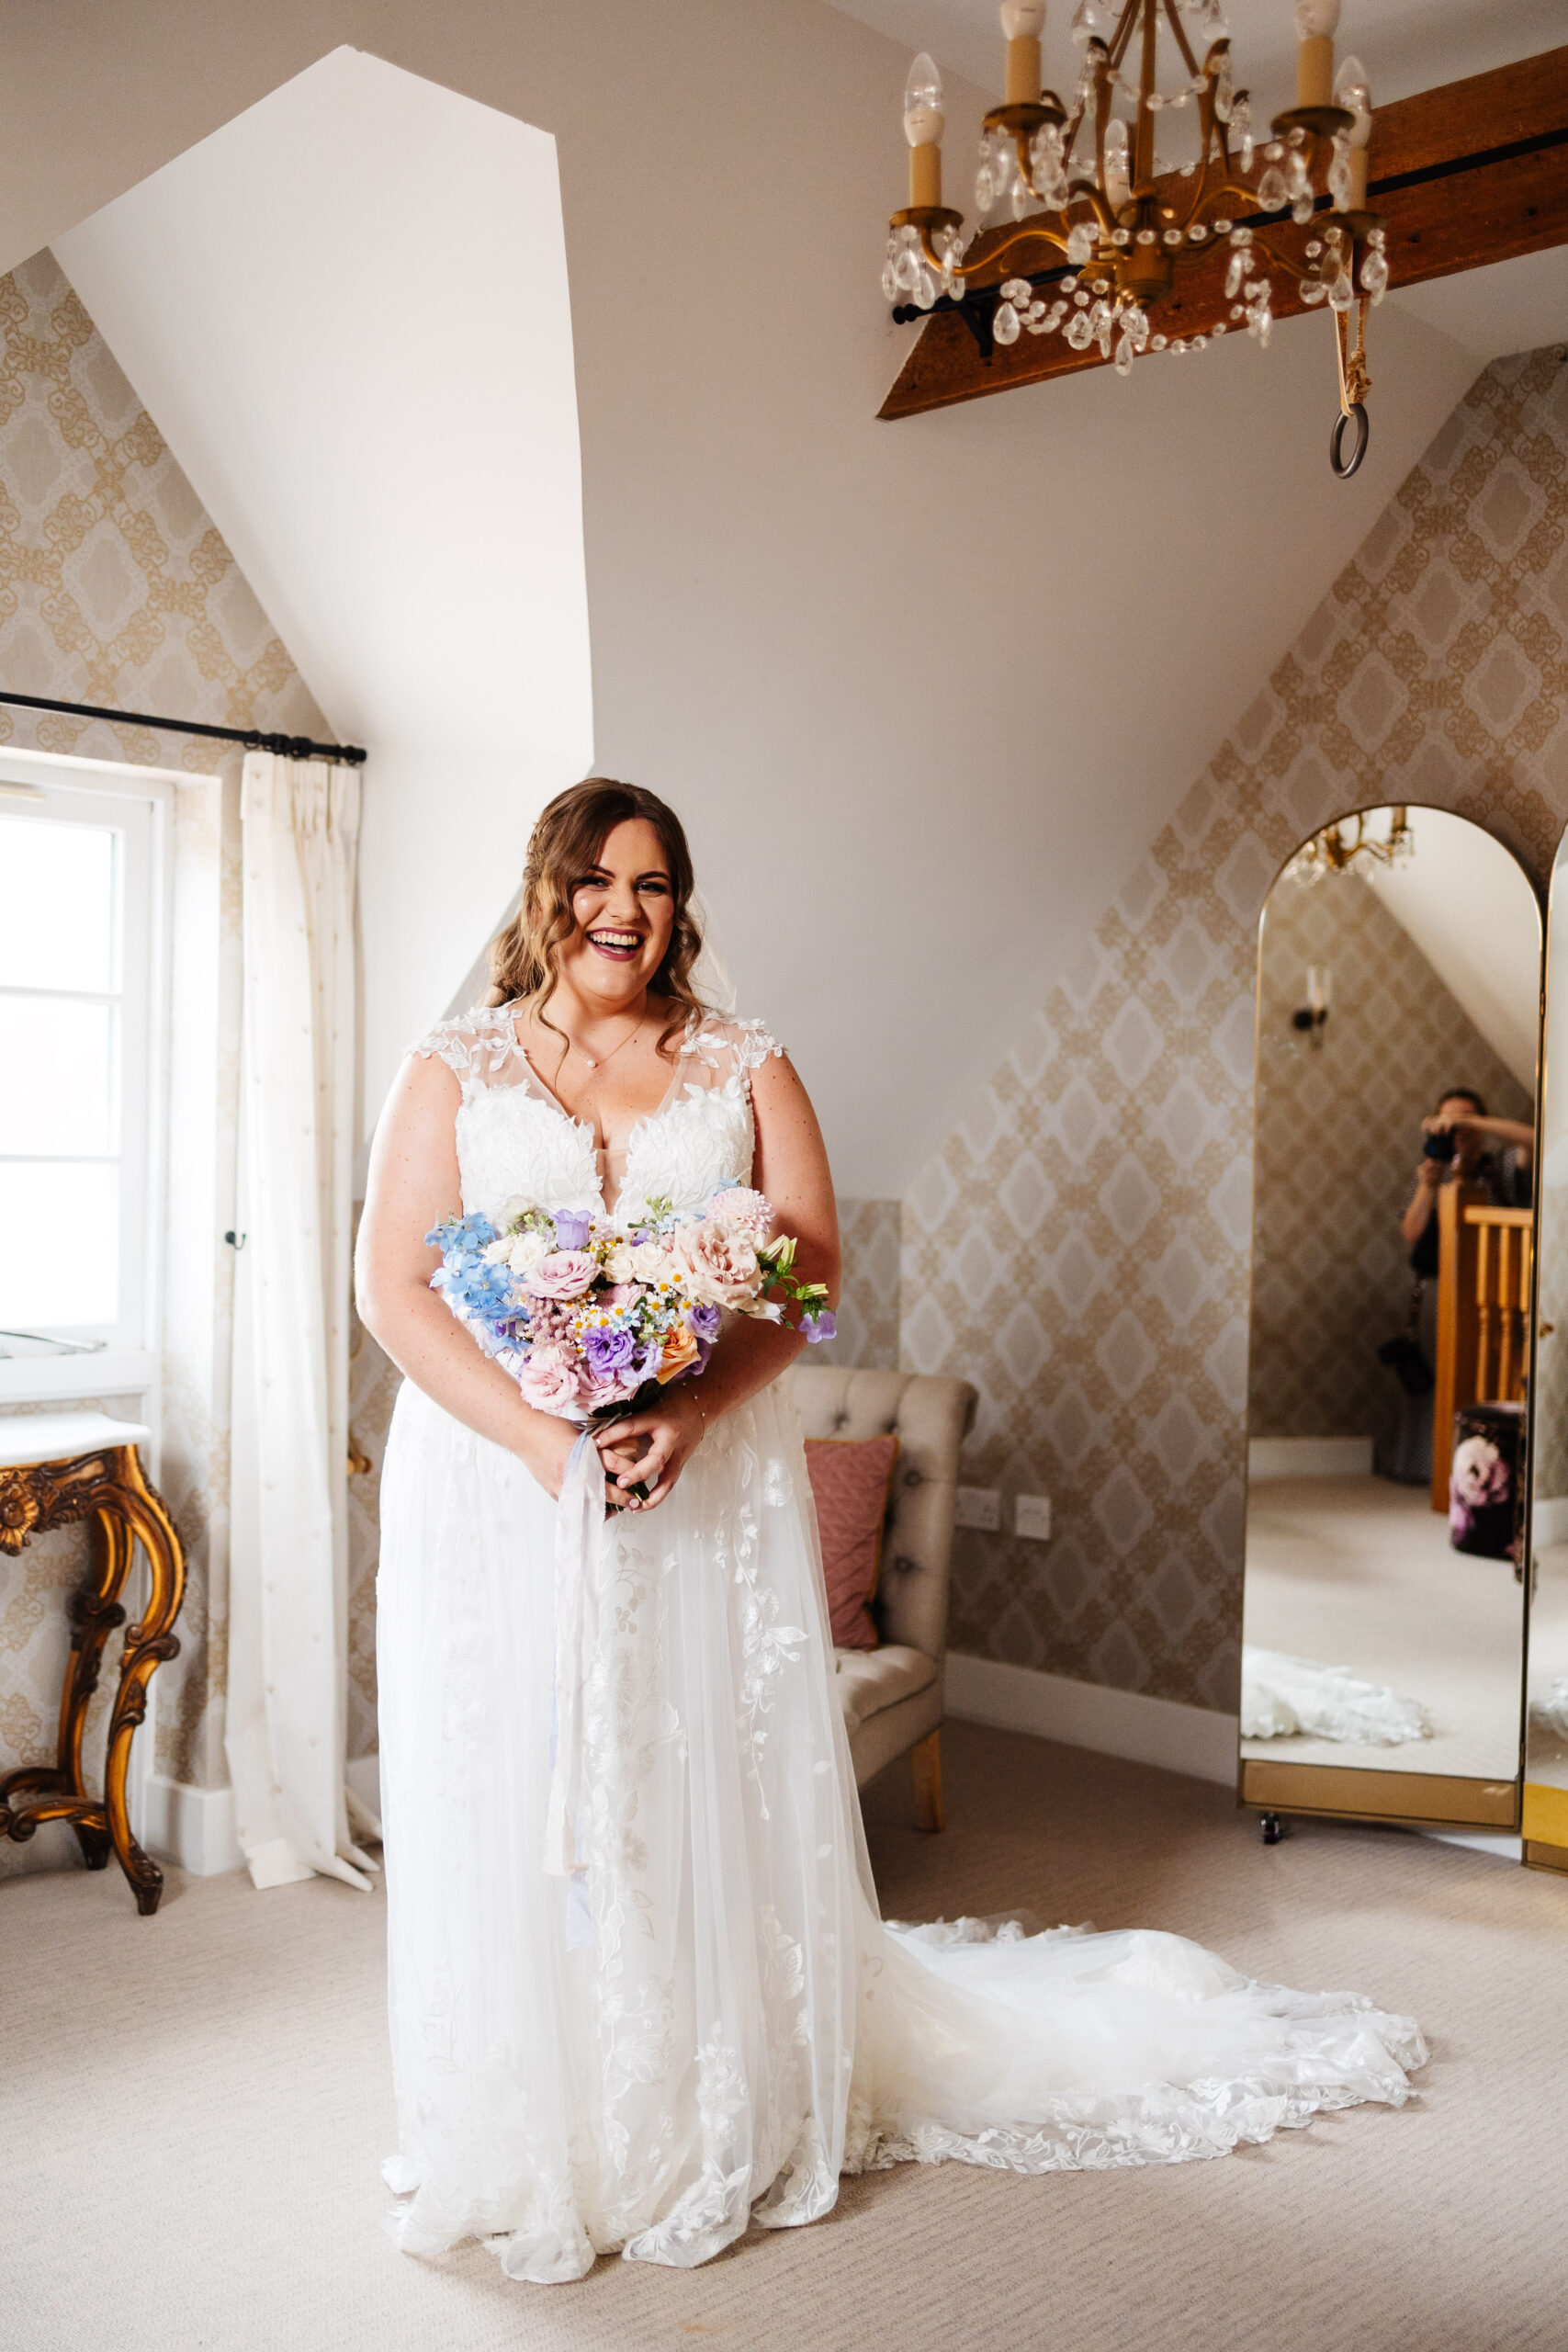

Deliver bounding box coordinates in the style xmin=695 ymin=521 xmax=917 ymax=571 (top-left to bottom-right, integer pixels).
xmin=377 ymin=1006 xmax=1425 ymax=2283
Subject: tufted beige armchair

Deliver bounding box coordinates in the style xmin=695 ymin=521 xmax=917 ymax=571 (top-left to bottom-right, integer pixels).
xmin=784 ymin=1363 xmax=978 ymax=1831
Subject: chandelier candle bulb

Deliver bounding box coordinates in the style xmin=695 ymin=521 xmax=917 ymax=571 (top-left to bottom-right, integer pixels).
xmin=904 ymin=51 xmax=946 ymax=206
xmin=1000 ymin=0 xmax=1046 ymax=104
xmin=1293 ymin=0 xmax=1339 ymax=107
xmin=1336 ymin=55 xmax=1372 ymax=205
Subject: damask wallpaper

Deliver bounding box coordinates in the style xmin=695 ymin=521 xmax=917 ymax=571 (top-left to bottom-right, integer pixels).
xmin=0 ymin=248 xmax=331 ymax=1861
xmin=904 ymin=346 xmax=1568 ymax=1714
xmin=1250 ymin=865 xmax=1532 ymax=1464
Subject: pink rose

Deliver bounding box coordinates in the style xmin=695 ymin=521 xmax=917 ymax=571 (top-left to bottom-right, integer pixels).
xmin=671 ymin=1219 xmax=761 ymax=1309
xmin=705 ymin=1185 xmax=774 ymax=1240
xmin=518 ymin=1344 xmax=580 ymax=1415
xmin=525 ymin=1250 xmax=598 ymax=1301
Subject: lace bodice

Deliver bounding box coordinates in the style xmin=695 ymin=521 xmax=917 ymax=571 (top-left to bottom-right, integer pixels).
xmin=409 ymin=1002 xmax=784 ymax=1227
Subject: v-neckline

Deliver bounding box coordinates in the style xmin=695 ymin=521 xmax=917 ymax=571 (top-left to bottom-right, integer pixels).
xmin=507 ymin=1006 xmax=694 ymax=1211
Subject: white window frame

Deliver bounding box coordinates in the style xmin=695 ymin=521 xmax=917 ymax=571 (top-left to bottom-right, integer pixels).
xmin=0 ymin=744 xmax=178 ymax=1409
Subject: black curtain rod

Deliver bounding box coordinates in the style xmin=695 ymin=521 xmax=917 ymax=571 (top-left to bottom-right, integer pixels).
xmin=0 ymin=688 xmax=367 ymax=766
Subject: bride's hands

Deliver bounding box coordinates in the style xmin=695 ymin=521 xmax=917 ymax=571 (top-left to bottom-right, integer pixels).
xmin=596 ymin=1387 xmax=708 ymax=1510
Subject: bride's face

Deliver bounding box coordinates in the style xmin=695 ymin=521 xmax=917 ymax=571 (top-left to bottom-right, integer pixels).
xmin=559 ymin=818 xmax=676 ymax=1005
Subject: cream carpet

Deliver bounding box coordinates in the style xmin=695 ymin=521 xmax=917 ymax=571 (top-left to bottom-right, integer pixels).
xmin=1241 ymin=1474 xmax=1524 ymax=1778
xmin=6 ymin=1720 xmax=1568 ymax=2352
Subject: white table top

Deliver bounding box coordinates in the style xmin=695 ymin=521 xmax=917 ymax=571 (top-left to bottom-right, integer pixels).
xmin=0 ymin=1412 xmax=152 ymax=1469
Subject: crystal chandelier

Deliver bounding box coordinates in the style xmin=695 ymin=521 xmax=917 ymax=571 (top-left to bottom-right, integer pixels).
xmin=882 ymin=0 xmax=1391 ymax=475
xmin=1288 ymin=807 xmax=1415 ymax=881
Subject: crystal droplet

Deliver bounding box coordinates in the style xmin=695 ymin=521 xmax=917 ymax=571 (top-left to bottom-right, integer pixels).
xmin=1327 ymin=272 xmax=1353 ymax=310
xmin=1292 ymin=195 xmax=1314 ymax=223
xmin=1114 ymin=331 xmax=1135 ymax=375
xmin=1256 ymin=164 xmax=1288 ymax=209
xmin=1064 ymin=309 xmax=1095 ymax=349
xmin=914 ymin=266 xmax=938 ymax=309
xmin=1359 ymin=246 xmax=1389 ymax=298
xmin=994 ymin=300 xmax=1022 ymax=345
xmin=1011 ymin=170 xmax=1032 ymax=220
xmin=1066 ymin=220 xmax=1095 ymax=265
xmin=882 ymin=259 xmax=899 ymax=301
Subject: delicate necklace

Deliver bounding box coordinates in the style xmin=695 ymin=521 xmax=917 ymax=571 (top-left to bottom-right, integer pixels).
xmin=549 ymin=1010 xmax=646 ymax=1074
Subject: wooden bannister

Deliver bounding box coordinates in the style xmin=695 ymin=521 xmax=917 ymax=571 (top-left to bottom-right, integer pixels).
xmin=1430 ymin=1182 xmax=1533 ymax=1513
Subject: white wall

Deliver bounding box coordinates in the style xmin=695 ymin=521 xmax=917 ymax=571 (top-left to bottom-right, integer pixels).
xmin=54 ymin=49 xmax=594 ymax=1139
xmin=6 ymin=0 xmax=1501 ymax=1189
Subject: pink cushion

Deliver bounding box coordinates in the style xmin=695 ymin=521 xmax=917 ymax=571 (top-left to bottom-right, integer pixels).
xmin=805 ymin=1435 xmax=899 ymax=1651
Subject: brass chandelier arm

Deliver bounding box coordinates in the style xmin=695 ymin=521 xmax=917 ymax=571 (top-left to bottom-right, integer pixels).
xmin=1160 ymin=0 xmax=1202 ymax=85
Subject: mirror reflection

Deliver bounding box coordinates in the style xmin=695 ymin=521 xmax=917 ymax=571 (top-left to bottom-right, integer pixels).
xmin=1241 ymin=804 xmax=1539 ymax=1823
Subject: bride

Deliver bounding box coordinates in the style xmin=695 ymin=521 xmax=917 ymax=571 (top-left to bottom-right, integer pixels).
xmin=355 ymin=776 xmax=1424 ymax=2284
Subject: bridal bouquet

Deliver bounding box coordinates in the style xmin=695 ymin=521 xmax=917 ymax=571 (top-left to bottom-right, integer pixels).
xmin=424 ymin=1184 xmax=835 ymax=1434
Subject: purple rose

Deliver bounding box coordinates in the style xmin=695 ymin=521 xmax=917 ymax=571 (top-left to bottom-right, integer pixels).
xmin=689 ymin=1301 xmax=721 ymax=1341
xmin=583 ymin=1324 xmax=636 ymax=1374
xmin=576 ymin=1353 xmax=642 ymax=1408
xmin=553 ymin=1208 xmax=593 ymax=1250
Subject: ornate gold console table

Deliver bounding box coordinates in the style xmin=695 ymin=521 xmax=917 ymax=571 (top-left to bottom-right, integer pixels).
xmin=0 ymin=1413 xmax=186 ymax=1916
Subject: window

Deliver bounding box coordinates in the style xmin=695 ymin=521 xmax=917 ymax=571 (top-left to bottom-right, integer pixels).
xmin=0 ymin=762 xmax=168 ymax=1360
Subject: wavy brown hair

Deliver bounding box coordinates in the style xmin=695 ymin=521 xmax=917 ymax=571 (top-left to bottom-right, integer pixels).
xmin=486 ymin=777 xmax=705 ymax=1057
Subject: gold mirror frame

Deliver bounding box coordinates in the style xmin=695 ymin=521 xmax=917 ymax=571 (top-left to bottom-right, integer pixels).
xmin=1522 ymin=823 xmax=1568 ymax=1871
xmin=1237 ymin=800 xmax=1543 ymax=1838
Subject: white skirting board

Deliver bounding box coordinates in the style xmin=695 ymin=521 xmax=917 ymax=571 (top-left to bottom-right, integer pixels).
xmin=944 ymin=1653 xmax=1239 ymax=1787
xmin=141 ymin=1773 xmax=243 ymax=1877
xmin=1247 ymin=1434 xmax=1374 ymax=1480
xmin=141 ymin=1758 xmax=385 ymax=1877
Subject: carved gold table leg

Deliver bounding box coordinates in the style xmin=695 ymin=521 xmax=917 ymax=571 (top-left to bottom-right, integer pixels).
xmin=0 ymin=1442 xmax=186 ymax=1916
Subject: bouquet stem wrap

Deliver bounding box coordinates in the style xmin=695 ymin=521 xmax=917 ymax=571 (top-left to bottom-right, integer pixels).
xmin=544 ymin=1430 xmax=606 ymax=1883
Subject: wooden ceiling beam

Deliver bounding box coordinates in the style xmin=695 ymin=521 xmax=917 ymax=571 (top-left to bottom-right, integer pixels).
xmin=878 ymin=44 xmax=1568 ymax=422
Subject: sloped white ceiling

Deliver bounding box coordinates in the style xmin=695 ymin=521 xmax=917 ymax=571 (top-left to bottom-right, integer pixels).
xmin=53 ymin=49 xmax=594 ymax=1145
xmin=826 ymin=0 xmax=1565 ymax=118
xmin=7 ymin=1 xmax=1546 ymax=1191
xmin=1359 ymin=808 xmax=1542 ymax=1093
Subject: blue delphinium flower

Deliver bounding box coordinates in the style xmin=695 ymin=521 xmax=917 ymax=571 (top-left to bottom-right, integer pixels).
xmin=424 ymin=1212 xmax=496 ymax=1256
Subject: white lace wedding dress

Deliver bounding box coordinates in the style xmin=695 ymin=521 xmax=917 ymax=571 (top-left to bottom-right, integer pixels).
xmin=377 ymin=1005 xmax=1425 ymax=2283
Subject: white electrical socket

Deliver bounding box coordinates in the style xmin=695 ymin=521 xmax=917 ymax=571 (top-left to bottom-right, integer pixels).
xmin=1015 ymin=1494 xmax=1053 ymax=1542
xmin=954 ymin=1486 xmax=1001 ymax=1532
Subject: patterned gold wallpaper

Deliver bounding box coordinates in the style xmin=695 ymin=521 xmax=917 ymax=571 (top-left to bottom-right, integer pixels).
xmin=0 ymin=248 xmax=330 ymax=1856
xmin=1251 ymin=865 xmax=1533 ymax=1462
xmin=904 ymin=347 xmax=1568 ymax=1713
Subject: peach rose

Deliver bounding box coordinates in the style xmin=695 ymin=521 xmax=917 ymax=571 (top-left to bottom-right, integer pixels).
xmin=656 ymin=1322 xmax=701 ymax=1385
xmin=670 ymin=1220 xmax=761 ymax=1310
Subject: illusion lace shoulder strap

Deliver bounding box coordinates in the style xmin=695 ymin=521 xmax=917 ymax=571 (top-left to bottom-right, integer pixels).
xmin=680 ymin=1013 xmax=785 ymax=1080
xmin=405 ymin=1002 xmax=519 ymax=1088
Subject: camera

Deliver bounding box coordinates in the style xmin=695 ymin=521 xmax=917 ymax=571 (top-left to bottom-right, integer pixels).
xmin=1424 ymin=1129 xmax=1457 ymax=1163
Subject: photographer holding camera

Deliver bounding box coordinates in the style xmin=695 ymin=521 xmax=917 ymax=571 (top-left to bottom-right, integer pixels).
xmin=1401 ymin=1087 xmax=1534 ymax=1278
xmin=1382 ymin=1090 xmax=1534 ymax=1482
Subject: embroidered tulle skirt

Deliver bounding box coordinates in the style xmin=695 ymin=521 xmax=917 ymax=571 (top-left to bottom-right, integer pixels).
xmin=377 ymin=1378 xmax=1426 ymax=2284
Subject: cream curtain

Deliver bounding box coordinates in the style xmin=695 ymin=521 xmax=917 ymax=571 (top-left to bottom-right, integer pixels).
xmin=227 ymin=750 xmax=374 ymax=1892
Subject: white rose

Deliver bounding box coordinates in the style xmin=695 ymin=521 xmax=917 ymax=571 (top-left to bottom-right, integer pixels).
xmin=482 ymin=1237 xmax=513 ymax=1264
xmin=508 ymin=1230 xmax=549 ymax=1275
xmin=629 ymin=1240 xmax=672 ymax=1282
xmin=604 ymin=1244 xmax=637 ymax=1283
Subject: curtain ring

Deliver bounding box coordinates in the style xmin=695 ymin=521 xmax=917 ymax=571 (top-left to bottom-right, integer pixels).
xmin=1330 ymin=401 xmax=1369 ymax=479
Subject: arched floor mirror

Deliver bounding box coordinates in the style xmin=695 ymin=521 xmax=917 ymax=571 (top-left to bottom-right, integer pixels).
xmin=1239 ymin=803 xmax=1541 ymax=1838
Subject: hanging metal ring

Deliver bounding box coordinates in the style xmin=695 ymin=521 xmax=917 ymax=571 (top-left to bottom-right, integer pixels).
xmin=1330 ymin=401 xmax=1370 ymax=479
